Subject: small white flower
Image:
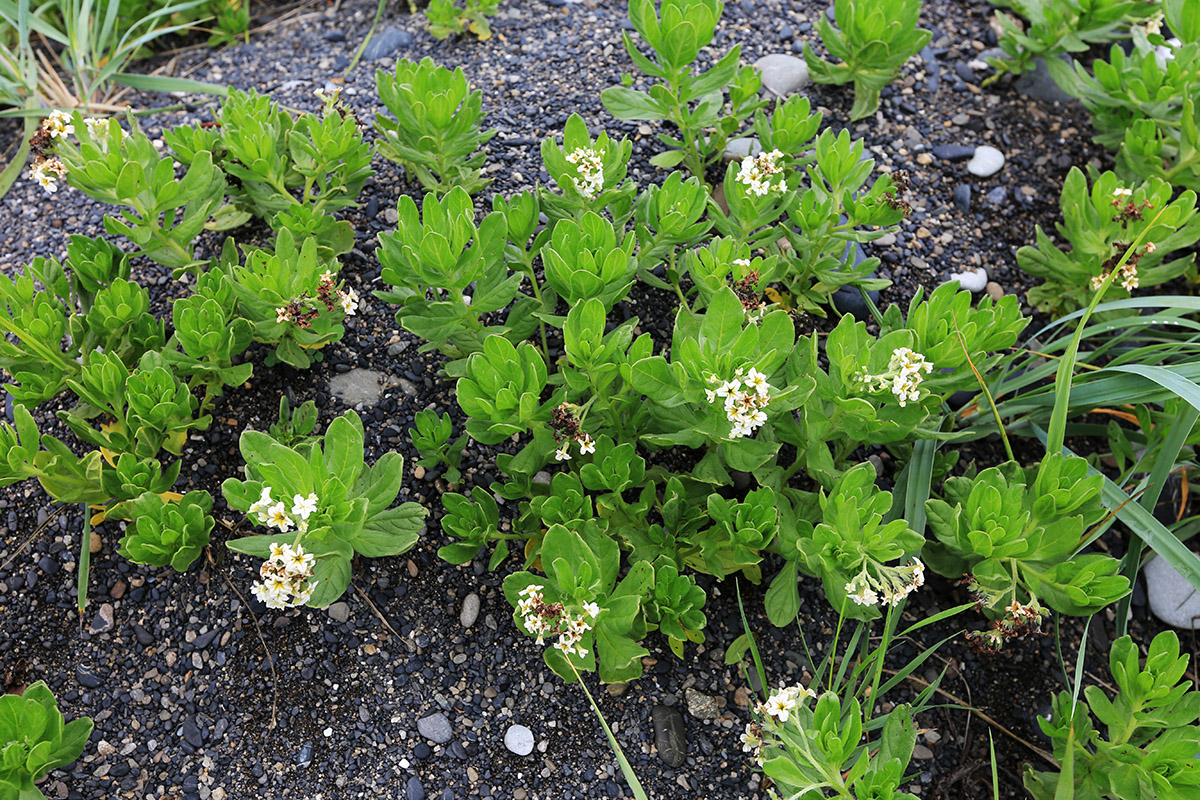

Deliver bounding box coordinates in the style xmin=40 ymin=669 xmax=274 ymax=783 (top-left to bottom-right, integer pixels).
xmin=735 ymin=149 xmax=786 ymax=197
xmin=276 ymin=307 xmax=290 ymax=324
xmin=339 ymin=288 xmax=360 ymax=316
xmin=554 ymin=442 xmax=572 ymax=461
xmin=732 ymin=258 xmax=751 ymax=269
xmin=291 ymin=492 xmax=319 ymax=520
xmin=44 ymin=109 xmax=74 ymax=139
xmin=250 ymin=488 xmax=275 ymax=523
xmin=577 ymin=434 xmax=596 ymax=455
xmin=582 ymin=601 xmax=601 ymax=618
xmin=1113 ymin=186 xmax=1133 ymax=198
xmin=266 ymin=502 xmax=293 ymax=531
xmin=565 ymin=146 xmax=605 ymax=199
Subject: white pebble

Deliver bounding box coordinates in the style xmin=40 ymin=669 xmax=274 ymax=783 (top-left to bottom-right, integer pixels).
xmin=948 ymin=267 xmax=988 ymax=293
xmin=967 ymin=146 xmax=1005 ymax=177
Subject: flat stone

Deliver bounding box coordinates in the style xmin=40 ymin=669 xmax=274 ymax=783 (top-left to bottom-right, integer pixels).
xmin=329 ymin=368 xmax=385 ymax=407
xmin=89 ymin=603 xmax=114 ymax=633
xmin=418 ymin=712 xmax=453 ymax=744
xmin=948 ymin=268 xmax=988 ymax=293
xmin=362 ymin=26 xmax=413 ymax=60
xmin=685 ymin=687 xmax=720 ymax=720
xmin=985 ymin=281 xmax=1004 ymax=301
xmin=1144 ymin=554 xmax=1200 ymax=628
xmin=75 ymin=666 xmax=101 ymax=689
xmin=504 ymin=724 xmax=534 ymax=756
xmin=182 ymin=718 xmax=203 ymax=748
xmin=985 ymin=186 xmax=1008 ymax=205
xmin=753 ymin=54 xmax=810 ymax=97
xmin=296 ymin=741 xmax=312 ymax=767
xmin=651 ymin=704 xmax=687 ymax=768
xmin=1014 ymin=57 xmax=1077 ymax=104
xmin=723 ymin=137 xmax=762 ymax=161
xmin=931 ymin=144 xmax=976 ymax=162
xmin=406 ymin=776 xmax=426 ymax=800
xmin=326 ymin=602 xmax=350 ymax=623
xmin=967 ymin=146 xmax=1006 ymax=177
xmin=460 ymin=593 xmax=481 ymax=628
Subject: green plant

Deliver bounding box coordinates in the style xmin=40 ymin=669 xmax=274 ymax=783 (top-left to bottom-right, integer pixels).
xmin=223 ymin=409 xmax=429 ymax=608
xmin=409 ymin=408 xmax=467 ymax=485
xmin=985 ymin=0 xmax=1162 ymax=84
xmin=1018 ymin=168 xmax=1200 ymax=315
xmin=0 ymin=680 xmax=92 ymax=800
xmin=1025 ymin=631 xmax=1200 ymax=799
xmin=771 ymin=462 xmax=925 ymax=624
xmin=376 ymin=187 xmax=536 ymax=361
xmin=925 ymin=454 xmax=1130 ymax=639
xmin=424 ymin=0 xmax=499 ymax=40
xmin=117 ymin=490 xmax=214 ymax=570
xmin=803 ymin=0 xmax=932 ymax=120
xmin=375 ymin=57 xmax=495 ymax=196
xmin=600 ymin=0 xmax=765 ymax=179
xmin=1043 ymin=18 xmax=1200 ymax=191
xmin=539 ymin=113 xmax=637 ymax=226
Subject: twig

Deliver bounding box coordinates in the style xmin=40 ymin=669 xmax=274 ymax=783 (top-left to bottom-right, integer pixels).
xmin=882 ymin=668 xmax=1056 ymax=766
xmin=0 ymin=502 xmax=68 ymax=573
xmin=206 ymin=528 xmax=278 ymax=730
xmin=353 ymin=582 xmax=417 ymax=653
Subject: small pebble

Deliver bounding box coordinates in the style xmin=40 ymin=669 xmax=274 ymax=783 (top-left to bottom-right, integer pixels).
xmin=967 ymin=145 xmax=1006 ymax=177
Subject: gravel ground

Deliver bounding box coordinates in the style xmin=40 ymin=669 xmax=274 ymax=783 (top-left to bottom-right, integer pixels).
xmin=0 ymin=0 xmax=1184 ymax=798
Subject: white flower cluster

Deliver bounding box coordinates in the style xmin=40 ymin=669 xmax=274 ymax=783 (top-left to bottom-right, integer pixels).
xmin=516 ymin=584 xmax=600 ymax=659
xmin=857 ymin=347 xmax=933 ymax=408
xmin=705 ymin=367 xmax=772 ymax=439
xmin=1090 ymin=261 xmax=1141 ymax=292
xmin=248 ymin=486 xmax=320 ymax=534
xmin=554 ymin=432 xmax=595 ymax=462
xmin=845 ymin=559 xmax=925 ymax=608
xmin=735 ymin=149 xmax=786 ymax=197
xmin=759 ymin=683 xmax=816 ymax=724
xmin=250 ymin=542 xmax=318 ymax=608
xmin=44 ymin=109 xmax=74 ymax=139
xmin=565 ymin=147 xmax=605 ymax=199
xmin=31 ymin=158 xmax=68 ymax=194
xmin=30 ymin=111 xmax=128 ymax=195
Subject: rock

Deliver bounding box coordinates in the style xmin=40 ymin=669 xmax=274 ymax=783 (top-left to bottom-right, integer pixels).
xmin=1014 ymin=57 xmax=1077 ymax=104
xmin=912 ymin=744 xmax=934 ymax=759
xmin=504 ymin=724 xmax=534 ymax=756
xmin=753 ymin=54 xmax=810 ymax=96
xmin=89 ymin=603 xmax=114 ymax=633
xmin=132 ymin=623 xmax=154 ymax=646
xmin=418 ymin=713 xmax=453 ymax=744
xmin=931 ymin=144 xmax=975 ymax=162
xmin=916 ymin=153 xmax=933 ymax=166
xmin=951 ymin=112 xmax=970 ymax=126
xmin=967 ymin=146 xmax=1006 ymax=177
xmin=362 ymin=26 xmax=413 ymax=60
xmin=327 ymin=602 xmax=350 ymax=623
xmin=76 ymin=666 xmax=101 ymax=689
xmin=733 ymin=686 xmax=750 ymax=708
xmin=652 ymin=704 xmax=688 ymax=768
xmin=985 ymin=186 xmax=1008 ymax=205
xmin=606 ymin=682 xmax=629 ymax=697
xmin=329 ymin=368 xmax=386 ymax=407
xmin=985 ymin=281 xmax=1004 ymax=301
xmin=38 ymin=556 xmax=58 ymax=575
xmin=323 ymin=29 xmax=346 ymax=42
xmin=952 ymin=184 xmax=971 ymax=213
xmin=460 ymin=593 xmax=481 ymax=628
xmin=296 ymin=741 xmax=313 ymax=767
xmin=406 ymin=776 xmax=426 ymax=800
xmin=1144 ymin=554 xmax=1200 ymax=628
xmin=89 ymin=531 xmax=102 ymax=553
xmin=182 ymin=718 xmax=204 ymax=749
xmin=948 ymin=268 xmax=988 ymax=293
xmin=723 ymin=137 xmax=762 ymax=162
xmin=685 ymin=687 xmax=720 ymax=720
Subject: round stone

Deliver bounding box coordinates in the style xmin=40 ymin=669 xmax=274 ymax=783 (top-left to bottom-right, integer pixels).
xmin=460 ymin=593 xmax=481 ymax=628
xmin=752 ymin=54 xmax=811 ymax=96
xmin=967 ymin=145 xmax=1006 ymax=177
xmin=948 ymin=268 xmax=988 ymax=292
xmin=1144 ymin=554 xmax=1200 ymax=628
xmin=504 ymin=724 xmax=534 ymax=756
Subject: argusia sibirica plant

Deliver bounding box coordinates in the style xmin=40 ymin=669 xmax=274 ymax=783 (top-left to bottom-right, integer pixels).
xmin=0 ymin=681 xmax=93 ymax=800
xmin=803 ymin=0 xmax=933 ymax=120
xmin=1017 ymin=167 xmax=1200 ymax=315
xmin=600 ymin=0 xmax=766 ymax=179
xmin=223 ymin=409 xmax=429 ymax=608
xmin=0 ymin=90 xmax=371 ymax=583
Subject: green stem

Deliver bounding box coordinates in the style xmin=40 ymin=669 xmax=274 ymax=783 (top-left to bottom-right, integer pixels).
xmin=566 ymin=660 xmax=649 ymax=800
xmin=77 ymin=504 xmax=91 ymax=624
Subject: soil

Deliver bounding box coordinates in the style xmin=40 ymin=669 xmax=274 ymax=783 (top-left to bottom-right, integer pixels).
xmin=0 ymin=0 xmax=1195 ymax=799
